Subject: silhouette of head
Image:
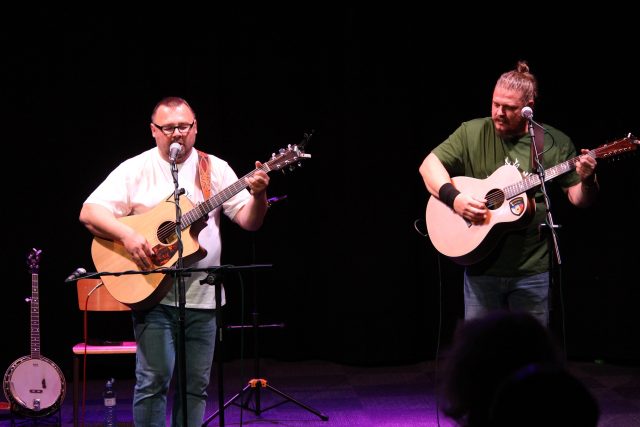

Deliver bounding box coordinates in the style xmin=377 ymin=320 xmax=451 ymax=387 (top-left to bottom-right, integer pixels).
xmin=439 ymin=310 xmax=564 ymax=427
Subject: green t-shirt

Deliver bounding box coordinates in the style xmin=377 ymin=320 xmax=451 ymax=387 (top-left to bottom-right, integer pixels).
xmin=432 ymin=117 xmax=581 ymax=276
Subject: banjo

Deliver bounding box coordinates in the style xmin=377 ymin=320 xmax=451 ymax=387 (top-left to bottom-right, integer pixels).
xmin=3 ymin=248 xmax=66 ymax=417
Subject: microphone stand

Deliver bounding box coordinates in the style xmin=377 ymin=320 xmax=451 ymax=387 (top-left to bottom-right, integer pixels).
xmin=170 ymin=157 xmax=189 ymax=427
xmin=528 ymin=119 xmax=561 ymax=266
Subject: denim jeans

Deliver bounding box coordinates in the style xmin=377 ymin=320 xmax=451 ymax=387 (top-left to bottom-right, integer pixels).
xmin=132 ymin=304 xmax=217 ymax=426
xmin=464 ymin=270 xmax=550 ymax=326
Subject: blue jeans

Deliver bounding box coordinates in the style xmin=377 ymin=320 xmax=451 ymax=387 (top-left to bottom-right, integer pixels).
xmin=132 ymin=305 xmax=217 ymax=427
xmin=464 ymin=270 xmax=550 ymax=325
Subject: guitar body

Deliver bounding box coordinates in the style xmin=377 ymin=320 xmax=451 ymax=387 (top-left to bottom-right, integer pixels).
xmin=91 ymin=194 xmax=207 ymax=309
xmin=426 ymin=165 xmax=535 ymax=265
xmin=3 ymin=355 xmax=65 ymax=417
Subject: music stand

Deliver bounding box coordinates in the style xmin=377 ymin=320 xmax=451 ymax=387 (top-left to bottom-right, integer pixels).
xmin=196 ymin=263 xmax=275 ymax=427
xmin=202 ymin=263 xmax=328 ymax=425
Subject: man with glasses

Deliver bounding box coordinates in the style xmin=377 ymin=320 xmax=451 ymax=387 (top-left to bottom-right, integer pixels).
xmin=80 ymin=96 xmax=270 ymax=426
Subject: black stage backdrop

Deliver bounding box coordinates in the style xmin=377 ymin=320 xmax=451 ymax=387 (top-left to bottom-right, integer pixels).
xmin=4 ymin=6 xmax=639 ymax=381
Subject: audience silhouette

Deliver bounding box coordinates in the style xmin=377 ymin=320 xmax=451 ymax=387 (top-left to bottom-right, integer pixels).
xmin=438 ymin=310 xmax=599 ymax=427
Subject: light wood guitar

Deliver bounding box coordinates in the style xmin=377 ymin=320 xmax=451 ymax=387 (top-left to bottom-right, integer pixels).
xmin=425 ymin=134 xmax=639 ymax=265
xmin=91 ymin=142 xmax=311 ymax=309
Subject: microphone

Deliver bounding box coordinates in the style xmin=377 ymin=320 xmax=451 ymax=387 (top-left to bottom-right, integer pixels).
xmin=521 ymin=106 xmax=536 ymax=140
xmin=65 ymin=267 xmax=87 ymax=282
xmin=169 ymin=142 xmax=182 ymax=162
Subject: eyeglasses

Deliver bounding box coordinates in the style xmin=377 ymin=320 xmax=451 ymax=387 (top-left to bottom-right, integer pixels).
xmin=152 ymin=121 xmax=195 ymax=136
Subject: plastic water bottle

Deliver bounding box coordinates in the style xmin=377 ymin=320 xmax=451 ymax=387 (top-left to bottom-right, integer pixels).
xmin=103 ymin=378 xmax=117 ymax=426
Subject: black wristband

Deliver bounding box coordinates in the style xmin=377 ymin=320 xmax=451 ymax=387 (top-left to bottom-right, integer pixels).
xmin=438 ymin=182 xmax=460 ymax=210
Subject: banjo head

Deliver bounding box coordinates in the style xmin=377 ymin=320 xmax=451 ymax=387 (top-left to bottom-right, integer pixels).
xmin=3 ymin=355 xmax=66 ymax=417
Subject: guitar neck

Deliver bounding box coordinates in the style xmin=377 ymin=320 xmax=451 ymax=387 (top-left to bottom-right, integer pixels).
xmin=180 ymin=164 xmax=270 ymax=229
xmin=503 ymin=152 xmax=587 ymax=199
xmin=176 ymin=143 xmax=310 ymax=229
xmin=31 ymin=272 xmax=40 ymax=358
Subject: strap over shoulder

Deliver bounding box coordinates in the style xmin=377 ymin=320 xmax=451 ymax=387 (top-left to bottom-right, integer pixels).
xmin=196 ymin=149 xmax=212 ymax=199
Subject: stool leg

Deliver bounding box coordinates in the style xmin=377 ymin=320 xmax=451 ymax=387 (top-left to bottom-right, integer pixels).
xmin=73 ymin=353 xmax=79 ymax=427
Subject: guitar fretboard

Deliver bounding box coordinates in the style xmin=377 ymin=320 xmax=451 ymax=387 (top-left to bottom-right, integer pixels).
xmin=177 ymin=145 xmax=308 ymax=230
xmin=501 ymin=135 xmax=639 ymax=200
xmin=181 ymin=164 xmax=271 ymax=229
xmin=503 ymin=151 xmax=593 ymax=199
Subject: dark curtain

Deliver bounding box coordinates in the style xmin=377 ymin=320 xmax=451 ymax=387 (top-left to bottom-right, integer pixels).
xmin=4 ymin=6 xmax=639 ymax=381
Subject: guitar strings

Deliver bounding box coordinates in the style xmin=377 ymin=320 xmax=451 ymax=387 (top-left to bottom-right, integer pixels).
xmin=478 ymin=155 xmax=585 ymax=209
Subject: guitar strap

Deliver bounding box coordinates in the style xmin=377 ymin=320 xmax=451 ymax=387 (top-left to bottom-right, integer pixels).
xmin=531 ymin=124 xmax=545 ymax=171
xmin=197 ymin=149 xmax=212 ymax=199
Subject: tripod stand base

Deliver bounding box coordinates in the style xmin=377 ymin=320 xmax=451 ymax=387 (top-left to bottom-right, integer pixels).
xmin=203 ymin=378 xmax=329 ymax=425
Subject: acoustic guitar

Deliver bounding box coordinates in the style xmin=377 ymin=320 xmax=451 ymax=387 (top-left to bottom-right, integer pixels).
xmin=91 ymin=142 xmax=311 ymax=309
xmin=425 ymin=134 xmax=639 ymax=265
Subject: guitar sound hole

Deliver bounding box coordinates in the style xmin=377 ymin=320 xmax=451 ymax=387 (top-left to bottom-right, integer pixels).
xmin=152 ymin=221 xmax=180 ymax=266
xmin=485 ymin=189 xmax=504 ymax=210
xmin=158 ymin=221 xmax=178 ymax=244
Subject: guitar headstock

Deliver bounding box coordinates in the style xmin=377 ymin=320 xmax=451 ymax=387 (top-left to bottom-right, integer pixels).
xmin=593 ymin=133 xmax=639 ymax=160
xmin=265 ymin=137 xmax=312 ymax=173
xmin=27 ymin=248 xmax=42 ymax=274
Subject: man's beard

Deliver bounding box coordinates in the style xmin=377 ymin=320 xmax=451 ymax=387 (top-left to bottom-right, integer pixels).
xmin=493 ymin=119 xmax=525 ymax=139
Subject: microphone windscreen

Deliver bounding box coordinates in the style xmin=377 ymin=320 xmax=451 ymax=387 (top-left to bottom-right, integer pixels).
xmin=169 ymin=143 xmax=182 ymax=161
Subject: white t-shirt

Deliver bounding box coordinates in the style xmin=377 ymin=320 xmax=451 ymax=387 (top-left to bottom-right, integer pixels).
xmin=84 ymin=146 xmax=251 ymax=309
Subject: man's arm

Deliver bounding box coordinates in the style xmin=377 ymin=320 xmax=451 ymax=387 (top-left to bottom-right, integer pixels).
xmin=79 ymin=203 xmax=154 ymax=268
xmin=233 ymin=161 xmax=270 ymax=231
xmin=80 ymin=203 xmax=132 ymax=241
xmin=419 ymin=152 xmax=454 ymax=198
xmin=565 ymin=149 xmax=599 ymax=208
xmin=419 ymin=152 xmax=487 ymax=224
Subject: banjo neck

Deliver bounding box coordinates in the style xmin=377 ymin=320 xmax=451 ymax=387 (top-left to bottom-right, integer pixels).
xmin=30 ymin=267 xmax=41 ymax=359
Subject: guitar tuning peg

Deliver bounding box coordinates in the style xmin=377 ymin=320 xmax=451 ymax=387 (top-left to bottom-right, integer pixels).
xmin=25 ymin=297 xmax=32 ymax=303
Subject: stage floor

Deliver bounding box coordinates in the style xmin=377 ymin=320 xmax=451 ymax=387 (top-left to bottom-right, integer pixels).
xmin=1 ymin=358 xmax=639 ymax=426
